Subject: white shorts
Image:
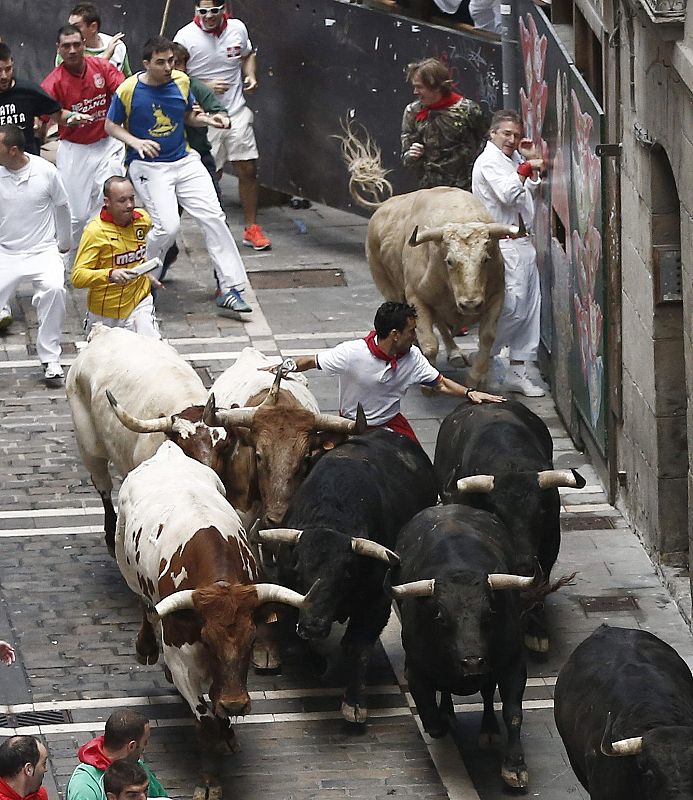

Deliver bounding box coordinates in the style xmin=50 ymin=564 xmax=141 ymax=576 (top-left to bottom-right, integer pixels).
xmin=208 ymin=104 xmax=259 ymax=169
xmin=84 ymin=294 xmax=160 ymax=339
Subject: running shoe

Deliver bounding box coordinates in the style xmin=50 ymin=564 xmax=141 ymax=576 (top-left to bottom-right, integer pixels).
xmin=216 ymin=288 xmax=252 ymax=314
xmin=243 ymin=224 xmax=272 ymax=251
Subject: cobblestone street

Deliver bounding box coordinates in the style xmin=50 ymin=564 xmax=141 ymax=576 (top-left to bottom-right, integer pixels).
xmin=0 ymin=184 xmax=691 ymax=800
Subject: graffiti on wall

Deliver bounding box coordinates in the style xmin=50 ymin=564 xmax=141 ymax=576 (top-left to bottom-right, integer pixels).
xmin=516 ymin=5 xmax=607 ymax=452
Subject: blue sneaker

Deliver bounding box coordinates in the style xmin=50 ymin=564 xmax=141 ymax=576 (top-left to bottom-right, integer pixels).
xmin=216 ymin=288 xmax=252 ymax=314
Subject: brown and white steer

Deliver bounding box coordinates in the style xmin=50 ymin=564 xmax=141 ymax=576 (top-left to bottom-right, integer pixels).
xmin=206 ymin=347 xmax=364 ymax=528
xmin=115 ymin=442 xmax=315 ymax=757
xmin=66 ymin=326 xmax=234 ymax=551
xmin=366 ymin=187 xmax=518 ymax=387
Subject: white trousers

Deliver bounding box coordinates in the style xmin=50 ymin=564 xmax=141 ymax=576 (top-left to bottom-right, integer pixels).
xmin=469 ymin=0 xmax=502 ymax=32
xmin=491 ymin=238 xmax=541 ymax=362
xmin=57 ymin=137 xmax=125 ymax=257
xmin=128 ymin=151 xmax=247 ymax=292
xmin=84 ymin=294 xmax=160 ymax=339
xmin=0 ymin=247 xmax=66 ymax=363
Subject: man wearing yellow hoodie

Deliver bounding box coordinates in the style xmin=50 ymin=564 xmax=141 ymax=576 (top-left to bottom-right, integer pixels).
xmin=66 ymin=710 xmax=166 ymax=800
xmin=71 ymin=176 xmax=160 ymax=338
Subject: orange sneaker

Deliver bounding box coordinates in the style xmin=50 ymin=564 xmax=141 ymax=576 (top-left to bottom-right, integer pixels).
xmin=243 ymin=224 xmax=272 ymax=251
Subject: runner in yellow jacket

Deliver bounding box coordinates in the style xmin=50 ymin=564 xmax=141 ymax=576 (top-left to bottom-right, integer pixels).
xmin=71 ymin=175 xmax=160 ymax=337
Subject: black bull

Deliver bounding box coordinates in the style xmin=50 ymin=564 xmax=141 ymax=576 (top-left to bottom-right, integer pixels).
xmin=259 ymin=428 xmax=438 ymax=724
xmin=434 ymin=399 xmax=584 ymax=652
xmin=555 ymin=624 xmax=693 ymax=800
xmin=390 ymin=504 xmax=532 ymax=790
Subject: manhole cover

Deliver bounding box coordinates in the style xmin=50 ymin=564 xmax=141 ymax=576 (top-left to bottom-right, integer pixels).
xmin=248 ymin=268 xmax=346 ymax=290
xmin=578 ymin=595 xmax=639 ymax=614
xmin=562 ymin=516 xmax=616 ymax=531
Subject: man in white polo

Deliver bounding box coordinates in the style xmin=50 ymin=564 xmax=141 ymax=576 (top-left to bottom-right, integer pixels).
xmin=0 ymin=124 xmax=70 ymax=383
xmin=174 ymin=0 xmax=271 ymax=251
xmin=271 ymin=302 xmax=505 ymax=444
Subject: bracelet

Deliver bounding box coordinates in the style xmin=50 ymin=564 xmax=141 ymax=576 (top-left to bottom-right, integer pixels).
xmin=465 ymin=386 xmax=476 ymax=398
xmin=280 ymin=358 xmax=297 ymax=374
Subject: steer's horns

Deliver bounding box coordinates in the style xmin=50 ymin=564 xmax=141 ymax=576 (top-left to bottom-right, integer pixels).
xmin=408 ymin=223 xmax=519 ymax=248
xmin=486 ymin=223 xmax=520 ymax=239
xmin=351 ymin=537 xmax=400 ymax=566
xmin=258 ymin=528 xmax=303 ymax=545
xmin=408 ymin=225 xmax=446 ymax=247
xmin=456 ymin=474 xmax=495 ymax=494
xmin=156 ymin=589 xmax=195 ymax=616
xmin=389 ymin=578 xmax=436 ymax=599
xmin=487 ymin=573 xmax=535 ymax=590
xmin=600 ymin=712 xmax=643 ymax=757
xmin=204 ymin=394 xmax=258 ymax=429
xmin=537 ymin=468 xmax=587 ymax=490
xmin=260 ymin=368 xmax=283 ymax=407
xmin=106 ymin=390 xmax=175 ymax=434
xmin=254 ymin=580 xmax=320 ymax=609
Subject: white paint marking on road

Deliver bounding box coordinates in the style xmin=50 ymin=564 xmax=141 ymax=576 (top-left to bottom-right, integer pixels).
xmin=381 ymin=607 xmax=481 ymax=800
xmin=563 ymin=503 xmax=615 ymax=513
xmin=0 ymin=507 xmax=103 ymax=520
xmin=0 ymin=526 xmax=101 ymax=538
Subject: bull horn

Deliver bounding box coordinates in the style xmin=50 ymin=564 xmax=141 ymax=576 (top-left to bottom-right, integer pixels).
xmin=600 ymin=712 xmax=643 ymax=757
xmin=408 ymin=225 xmax=447 ymax=247
xmin=210 ymin=404 xmax=259 ymax=429
xmin=155 ymin=589 xmax=195 ymax=616
xmin=260 ymin=368 xmax=283 ymax=407
xmin=456 ymin=475 xmax=495 ymax=493
xmin=537 ymin=468 xmax=587 ymax=490
xmin=390 ymin=579 xmax=435 ymax=598
xmin=487 ymin=573 xmax=535 ymax=590
xmin=312 ymin=412 xmax=357 ymax=434
xmin=353 ymin=403 xmax=368 ymax=435
xmin=106 ymin=390 xmax=174 ymax=434
xmin=486 ymin=223 xmax=520 ymax=239
xmin=254 ymin=581 xmax=318 ymax=608
xmin=258 ymin=528 xmax=303 ymax=545
xmin=351 ymin=537 xmax=400 ymax=566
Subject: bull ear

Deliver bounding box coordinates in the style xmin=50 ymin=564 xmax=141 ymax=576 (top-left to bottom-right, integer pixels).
xmin=353 ymin=403 xmax=368 ymax=435
xmin=600 ymin=712 xmax=643 ymax=757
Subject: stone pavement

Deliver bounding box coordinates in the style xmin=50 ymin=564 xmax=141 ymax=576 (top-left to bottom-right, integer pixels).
xmin=0 ymin=180 xmax=691 ymax=799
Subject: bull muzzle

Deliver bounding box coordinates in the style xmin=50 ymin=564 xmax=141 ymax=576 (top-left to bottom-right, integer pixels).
xmin=215 ymin=694 xmax=252 ymax=719
xmin=456 ymin=297 xmax=484 ymax=314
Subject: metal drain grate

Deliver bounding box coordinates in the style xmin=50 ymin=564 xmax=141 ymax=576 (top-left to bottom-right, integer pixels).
xmin=562 ymin=516 xmax=616 ymax=531
xmin=0 ymin=709 xmax=72 ymax=728
xmin=248 ymin=268 xmax=346 ymax=290
xmin=578 ymin=595 xmax=639 ymax=614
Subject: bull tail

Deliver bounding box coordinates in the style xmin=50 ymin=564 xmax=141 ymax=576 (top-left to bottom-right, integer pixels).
xmin=333 ymin=117 xmax=393 ymax=210
xmin=520 ymin=571 xmax=577 ymax=612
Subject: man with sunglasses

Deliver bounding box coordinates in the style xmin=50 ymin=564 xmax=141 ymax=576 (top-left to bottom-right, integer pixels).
xmin=174 ymin=1 xmax=272 ymax=251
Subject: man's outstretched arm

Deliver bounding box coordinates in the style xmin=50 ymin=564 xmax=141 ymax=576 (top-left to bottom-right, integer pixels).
xmin=432 ymin=375 xmax=506 ymax=404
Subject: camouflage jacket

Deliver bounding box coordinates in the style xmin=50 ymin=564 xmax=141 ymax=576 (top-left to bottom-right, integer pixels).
xmin=401 ymin=97 xmax=488 ymax=191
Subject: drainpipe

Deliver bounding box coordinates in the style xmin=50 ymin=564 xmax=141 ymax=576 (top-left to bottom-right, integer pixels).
xmin=501 ymin=1 xmax=520 ymax=111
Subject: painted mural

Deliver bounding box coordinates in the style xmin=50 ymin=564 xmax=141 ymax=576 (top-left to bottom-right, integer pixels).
xmin=516 ymin=3 xmax=607 ymax=452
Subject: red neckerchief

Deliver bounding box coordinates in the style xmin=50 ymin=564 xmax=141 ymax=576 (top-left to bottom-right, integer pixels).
xmin=194 ymin=11 xmax=230 ymax=36
xmin=0 ymin=779 xmax=47 ymax=800
xmin=415 ymin=91 xmax=462 ymax=122
xmin=364 ymin=330 xmax=404 ymax=371
xmin=100 ymin=208 xmax=145 ymax=225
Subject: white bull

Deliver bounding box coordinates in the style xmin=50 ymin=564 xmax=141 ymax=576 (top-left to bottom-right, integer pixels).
xmin=66 ymin=325 xmax=231 ymax=551
xmin=366 ymin=187 xmax=518 ymax=387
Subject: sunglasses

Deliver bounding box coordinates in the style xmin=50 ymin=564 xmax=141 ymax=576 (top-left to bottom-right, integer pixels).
xmin=196 ymin=5 xmax=224 ymax=14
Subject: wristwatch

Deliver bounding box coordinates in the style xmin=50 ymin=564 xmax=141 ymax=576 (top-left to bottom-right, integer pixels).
xmin=279 ymin=358 xmax=298 ymax=375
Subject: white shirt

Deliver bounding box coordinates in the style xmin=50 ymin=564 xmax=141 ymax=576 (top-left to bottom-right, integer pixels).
xmin=471 ymin=140 xmax=540 ymax=229
xmin=95 ymin=33 xmax=129 ymax=74
xmin=316 ymin=339 xmax=440 ymax=426
xmin=174 ymin=19 xmax=253 ymax=116
xmin=0 ymin=154 xmax=70 ymax=256
xmin=469 ymin=0 xmax=502 ymax=33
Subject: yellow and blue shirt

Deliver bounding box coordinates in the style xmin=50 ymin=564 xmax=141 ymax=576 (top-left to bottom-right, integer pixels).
xmin=71 ymin=207 xmax=152 ymax=319
xmin=107 ymin=71 xmax=193 ymax=164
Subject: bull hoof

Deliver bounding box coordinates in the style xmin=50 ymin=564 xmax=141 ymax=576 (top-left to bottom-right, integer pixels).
xmin=478 ymin=732 xmax=502 ymax=749
xmin=193 ymin=785 xmax=223 ymax=800
xmin=341 ymin=700 xmax=368 ymax=725
xmin=501 ymin=764 xmax=529 ymax=790
xmin=524 ymin=634 xmax=549 ymax=653
xmin=136 ymin=649 xmax=159 ymax=665
xmin=447 ymin=350 xmax=468 ymax=368
xmin=104 ymin=533 xmax=116 ymax=559
xmin=252 ymin=644 xmax=281 ymax=672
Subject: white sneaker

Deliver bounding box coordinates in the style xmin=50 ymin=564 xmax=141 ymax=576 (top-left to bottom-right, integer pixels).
xmin=44 ymin=362 xmax=64 ymax=381
xmin=0 ymin=307 xmax=12 ymax=331
xmin=503 ymin=364 xmax=545 ymax=397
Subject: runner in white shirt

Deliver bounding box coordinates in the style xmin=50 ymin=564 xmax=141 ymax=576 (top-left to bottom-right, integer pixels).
xmin=268 ymin=302 xmax=505 ymax=445
xmin=472 ymin=109 xmax=546 ymax=397
xmin=0 ymin=124 xmax=70 ymax=384
xmin=174 ymin=1 xmax=272 ymax=252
